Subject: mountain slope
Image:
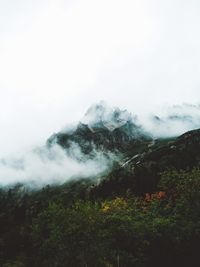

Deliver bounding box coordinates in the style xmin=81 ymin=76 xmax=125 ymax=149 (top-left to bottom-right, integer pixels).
xmin=2 ymin=104 xmax=200 ymax=267
xmin=46 ymin=103 xmax=200 ymax=199
xmin=47 ymin=103 xmax=151 ymax=153
xmin=90 ymin=129 xmax=200 ymax=198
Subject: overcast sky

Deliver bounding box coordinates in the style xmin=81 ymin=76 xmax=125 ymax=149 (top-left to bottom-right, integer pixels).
xmin=0 ymin=0 xmax=200 ymax=156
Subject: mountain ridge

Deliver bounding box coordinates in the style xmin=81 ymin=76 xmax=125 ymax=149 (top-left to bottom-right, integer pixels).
xmin=48 ymin=103 xmax=150 ymax=153
xmin=46 ymin=103 xmax=200 ymax=199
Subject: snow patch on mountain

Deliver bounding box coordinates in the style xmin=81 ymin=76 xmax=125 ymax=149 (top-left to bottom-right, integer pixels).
xmin=81 ymin=101 xmax=134 ymax=132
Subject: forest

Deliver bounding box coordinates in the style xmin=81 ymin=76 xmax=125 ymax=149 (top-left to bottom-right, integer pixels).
xmin=1 ymin=168 xmax=200 ymax=267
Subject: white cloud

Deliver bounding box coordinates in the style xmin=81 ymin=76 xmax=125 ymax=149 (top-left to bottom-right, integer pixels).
xmin=0 ymin=143 xmax=115 ymax=188
xmin=0 ymin=0 xmax=199 ymax=155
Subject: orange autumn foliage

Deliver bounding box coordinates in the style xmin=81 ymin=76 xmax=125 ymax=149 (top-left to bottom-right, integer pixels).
xmin=145 ymin=191 xmax=166 ymax=202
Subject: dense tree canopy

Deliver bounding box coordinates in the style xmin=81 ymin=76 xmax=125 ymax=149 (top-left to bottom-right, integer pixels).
xmin=1 ymin=169 xmax=200 ymax=266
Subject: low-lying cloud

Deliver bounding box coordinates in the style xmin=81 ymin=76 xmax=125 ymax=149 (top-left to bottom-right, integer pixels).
xmin=1 ymin=101 xmax=200 ymax=188
xmin=0 ymin=143 xmax=115 ymax=188
xmin=80 ymin=100 xmax=200 ymax=138
xmin=139 ymin=103 xmax=200 ymax=138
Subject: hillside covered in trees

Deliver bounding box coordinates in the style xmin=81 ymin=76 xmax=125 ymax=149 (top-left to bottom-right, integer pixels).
xmin=1 ymin=168 xmax=200 ymax=267
xmin=1 ymin=104 xmax=200 ymax=267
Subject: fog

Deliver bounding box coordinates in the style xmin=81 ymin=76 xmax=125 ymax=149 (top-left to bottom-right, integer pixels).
xmin=0 ymin=0 xmax=200 ymax=156
xmin=1 ymin=100 xmax=200 ymax=187
xmin=139 ymin=103 xmax=200 ymax=137
xmin=0 ymin=143 xmax=115 ymax=188
xmin=0 ymin=0 xmax=200 ymax=186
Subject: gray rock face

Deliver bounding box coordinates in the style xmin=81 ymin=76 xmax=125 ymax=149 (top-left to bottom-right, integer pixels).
xmin=47 ymin=103 xmax=150 ymax=153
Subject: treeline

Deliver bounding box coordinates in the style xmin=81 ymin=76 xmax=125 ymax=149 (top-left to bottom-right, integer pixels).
xmin=1 ymin=169 xmax=200 ymax=266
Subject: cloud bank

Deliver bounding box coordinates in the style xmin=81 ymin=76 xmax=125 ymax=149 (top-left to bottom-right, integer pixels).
xmin=1 ymin=101 xmax=200 ymax=188
xmin=81 ymin=100 xmax=200 ymax=138
xmin=0 ymin=143 xmax=115 ymax=188
xmin=0 ymin=0 xmax=200 ymax=156
xmin=139 ymin=103 xmax=200 ymax=137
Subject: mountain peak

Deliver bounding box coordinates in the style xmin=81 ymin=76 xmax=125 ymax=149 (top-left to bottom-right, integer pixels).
xmin=47 ymin=102 xmax=149 ymax=153
xmin=81 ymin=101 xmax=133 ymax=132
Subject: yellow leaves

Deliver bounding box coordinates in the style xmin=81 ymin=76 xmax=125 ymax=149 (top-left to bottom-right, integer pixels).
xmin=101 ymin=204 xmax=110 ymax=213
xmin=101 ymin=197 xmax=128 ymax=213
xmin=112 ymin=197 xmax=128 ymax=209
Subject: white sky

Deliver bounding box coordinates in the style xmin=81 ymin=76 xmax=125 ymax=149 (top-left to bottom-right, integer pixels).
xmin=0 ymin=0 xmax=200 ymax=156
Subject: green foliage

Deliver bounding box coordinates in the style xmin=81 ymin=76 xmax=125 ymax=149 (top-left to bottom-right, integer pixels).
xmin=1 ymin=168 xmax=200 ymax=266
xmin=2 ymin=261 xmax=25 ymax=267
xmin=160 ymin=168 xmax=200 ymax=218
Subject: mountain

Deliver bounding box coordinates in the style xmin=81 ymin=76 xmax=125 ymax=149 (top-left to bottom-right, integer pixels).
xmin=91 ymin=128 xmax=200 ymax=198
xmin=2 ymin=103 xmax=200 ymax=267
xmin=47 ymin=102 xmax=151 ymax=153
xmin=82 ymin=101 xmax=133 ymax=131
xmin=144 ymin=103 xmax=200 ymax=137
xmin=48 ymin=102 xmax=200 ymax=154
xmin=47 ymin=102 xmax=200 ymax=199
